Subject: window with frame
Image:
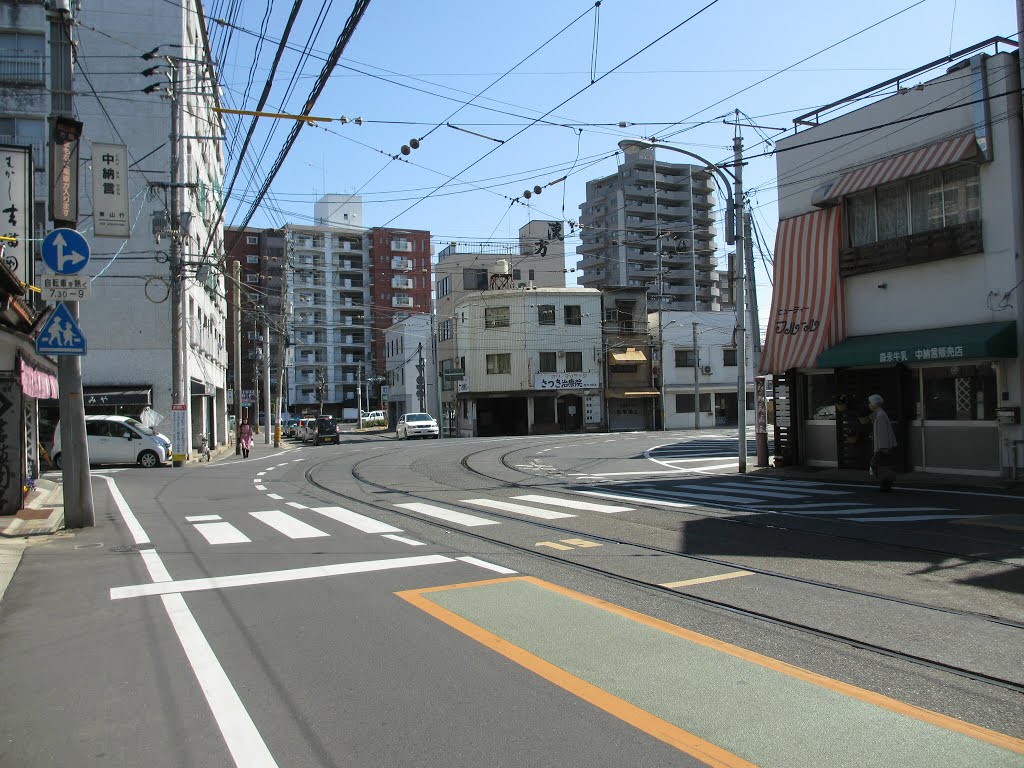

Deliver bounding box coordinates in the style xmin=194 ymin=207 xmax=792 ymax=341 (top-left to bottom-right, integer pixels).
xmin=564 ymin=305 xmax=582 ymax=325
xmin=538 ymin=352 xmax=557 ymax=372
xmin=723 ymin=348 xmax=737 ymax=367
xmin=246 ymin=235 xmax=258 ymax=245
xmin=245 ymin=274 xmax=258 ymax=284
xmin=438 ymin=276 xmax=450 ymax=298
xmin=537 ymin=305 xmax=555 ymax=325
xmin=916 ymin=364 xmax=996 ymax=421
xmin=486 ymin=353 xmax=511 ymax=374
xmin=246 ymin=254 xmax=259 ymax=264
xmin=674 ymin=349 xmax=696 ymax=368
xmin=484 ymin=306 xmax=510 ymax=328
xmin=564 ymin=351 xmax=583 ymax=372
xmin=805 ymin=374 xmax=837 ymax=420
xmin=675 ymin=394 xmax=712 ymax=413
xmin=846 ymin=164 xmax=980 ymax=247
xmin=0 ymin=32 xmax=45 ymax=83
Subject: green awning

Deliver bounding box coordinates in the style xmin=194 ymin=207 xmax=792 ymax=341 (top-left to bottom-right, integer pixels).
xmin=816 ymin=321 xmax=1017 ymax=368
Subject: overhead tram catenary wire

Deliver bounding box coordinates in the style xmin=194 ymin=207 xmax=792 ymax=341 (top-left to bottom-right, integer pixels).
xmin=381 ymin=0 xmax=725 ymax=228
xmin=224 ymin=0 xmax=371 ymax=263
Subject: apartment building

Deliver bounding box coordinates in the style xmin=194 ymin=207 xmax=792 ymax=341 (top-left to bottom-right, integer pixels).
xmin=577 ymin=148 xmax=732 ymax=311
xmin=383 ymin=313 xmax=435 ymax=424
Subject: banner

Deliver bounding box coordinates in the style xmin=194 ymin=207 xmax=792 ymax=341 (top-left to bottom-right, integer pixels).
xmin=0 ymin=146 xmax=32 ymax=287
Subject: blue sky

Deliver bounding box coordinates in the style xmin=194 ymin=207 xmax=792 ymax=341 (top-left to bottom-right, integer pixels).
xmin=210 ymin=0 xmax=1015 ymax=328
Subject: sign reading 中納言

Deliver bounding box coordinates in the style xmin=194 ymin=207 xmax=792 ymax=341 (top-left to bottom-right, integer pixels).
xmin=91 ymin=143 xmax=129 ymax=238
xmin=879 ymin=346 xmax=965 ymax=364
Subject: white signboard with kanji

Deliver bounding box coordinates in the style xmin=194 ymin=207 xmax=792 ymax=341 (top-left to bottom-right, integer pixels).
xmin=0 ymin=146 xmax=32 ymax=286
xmin=91 ymin=143 xmax=129 ymax=238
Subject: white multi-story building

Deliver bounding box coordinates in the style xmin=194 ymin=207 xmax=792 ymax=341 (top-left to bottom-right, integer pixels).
xmin=285 ymin=196 xmax=369 ymax=417
xmin=383 ymin=313 xmax=435 ymax=422
xmin=760 ymin=42 xmax=1022 ymax=477
xmin=453 ymin=286 xmax=603 ymax=437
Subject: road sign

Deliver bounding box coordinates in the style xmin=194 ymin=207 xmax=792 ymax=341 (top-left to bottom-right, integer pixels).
xmin=35 ymin=301 xmax=86 ymax=355
xmin=443 ymin=371 xmax=465 ymax=380
xmin=41 ymin=228 xmax=90 ymax=275
xmin=41 ymin=274 xmax=91 ymax=301
xmin=171 ymin=403 xmax=187 ymax=463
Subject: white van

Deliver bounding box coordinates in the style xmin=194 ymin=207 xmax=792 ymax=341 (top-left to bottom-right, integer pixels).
xmin=52 ymin=415 xmax=172 ymax=469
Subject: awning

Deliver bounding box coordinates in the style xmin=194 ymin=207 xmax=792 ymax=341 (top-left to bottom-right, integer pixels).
xmin=759 ymin=207 xmax=846 ymax=374
xmin=606 ymin=388 xmax=659 ymax=398
xmin=825 ymin=133 xmax=978 ymax=200
xmin=84 ymin=387 xmax=153 ymax=407
xmin=609 ymin=348 xmax=648 ymax=363
xmin=816 ymin=321 xmax=1016 ymax=368
xmin=18 ymin=355 xmax=58 ymax=399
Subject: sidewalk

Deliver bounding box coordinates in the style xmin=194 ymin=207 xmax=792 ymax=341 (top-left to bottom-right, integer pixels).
xmin=748 ymin=462 xmax=1024 ymax=494
xmin=0 ymin=478 xmax=64 ymax=538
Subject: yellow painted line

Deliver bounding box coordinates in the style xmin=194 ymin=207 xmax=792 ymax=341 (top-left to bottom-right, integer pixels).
xmin=396 ymin=579 xmax=755 ymax=768
xmin=560 ymin=538 xmax=602 ymax=548
xmin=536 ymin=541 xmax=573 ymax=550
xmin=398 ymin=576 xmax=1024 ymax=758
xmin=661 ymin=571 xmax=753 ymax=589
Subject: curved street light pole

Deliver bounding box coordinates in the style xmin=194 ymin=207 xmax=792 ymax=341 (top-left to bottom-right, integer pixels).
xmin=618 ymin=139 xmax=747 ymax=473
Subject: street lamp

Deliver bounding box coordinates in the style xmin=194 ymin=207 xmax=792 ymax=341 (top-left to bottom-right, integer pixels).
xmin=617 ymin=138 xmax=747 ymax=473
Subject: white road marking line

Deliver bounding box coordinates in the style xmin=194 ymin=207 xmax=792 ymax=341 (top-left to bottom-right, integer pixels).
xmin=395 ymin=502 xmax=500 ymax=527
xmin=141 ymin=549 xmax=172 ymax=583
xmin=97 ymin=474 xmax=150 ymax=545
xmin=286 ymin=502 xmax=308 ymax=509
xmin=254 ymin=485 xmax=267 ymax=491
xmin=160 ymin=593 xmax=280 ymax=768
xmin=779 ymin=506 xmax=953 ymax=516
xmin=312 ymin=506 xmax=402 ymax=534
xmin=512 ymin=494 xmax=633 ymax=513
xmin=463 ymin=498 xmax=575 ymax=520
xmin=577 ymin=489 xmax=695 ymax=509
xmin=256 ymin=472 xmax=266 ymax=477
xmin=743 ymin=478 xmax=825 ymax=487
xmin=266 ymin=493 xmax=284 ymax=500
xmin=110 ymin=555 xmax=455 ymax=600
xmin=382 ymin=534 xmax=425 ymax=546
xmin=705 ymin=483 xmax=816 ymax=500
xmin=292 ymin=458 xmax=305 ymax=462
xmin=186 ymin=514 xmax=222 ymax=522
xmin=716 ymin=481 xmax=850 ymax=497
xmin=662 ymin=571 xmax=754 ymax=588
xmin=250 ymin=510 xmax=329 ymax=539
xmin=456 ymin=556 xmax=517 ymax=574
xmin=252 ymin=478 xmax=260 ymax=483
xmin=658 ymin=489 xmax=763 ymax=505
xmin=843 ymin=514 xmax=971 ymax=523
xmin=195 ymin=522 xmax=252 ymax=545
xmin=775 ymin=502 xmax=871 ymax=510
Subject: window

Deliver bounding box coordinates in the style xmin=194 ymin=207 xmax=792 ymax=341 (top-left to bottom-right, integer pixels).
xmin=246 ymin=235 xmax=258 ymax=245
xmin=0 ymin=116 xmax=45 ymax=165
xmin=723 ymin=348 xmax=737 ymax=366
xmin=438 ymin=276 xmax=451 ymax=298
xmin=847 ymin=165 xmax=981 ymax=247
xmin=806 ymin=374 xmax=837 ymax=420
xmin=675 ymin=394 xmax=712 ymax=412
xmin=674 ymin=349 xmax=696 ymax=368
xmin=513 ymin=269 xmax=522 ymax=280
xmin=486 ymin=353 xmax=511 ymax=374
xmin=484 ymin=306 xmax=510 ymax=328
xmin=537 ymin=305 xmax=555 ymax=325
xmin=440 ymin=319 xmax=452 ymax=340
xmin=0 ymin=32 xmax=45 ymax=83
xmin=564 ymin=351 xmax=583 ymax=372
xmin=538 ymin=352 xmax=557 ymax=372
xmin=463 ymin=267 xmax=487 ymax=290
xmin=248 ymin=292 xmax=259 ymax=301
xmin=528 ymin=269 xmax=535 ymax=281
xmin=918 ymin=364 xmax=996 ymax=421
xmin=246 ymin=274 xmax=258 ymax=284
xmin=564 ymin=305 xmax=582 ymax=325
xmin=246 ymin=255 xmax=259 ymax=264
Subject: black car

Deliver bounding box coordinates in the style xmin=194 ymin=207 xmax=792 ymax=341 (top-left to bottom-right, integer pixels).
xmin=313 ymin=416 xmax=338 ymax=446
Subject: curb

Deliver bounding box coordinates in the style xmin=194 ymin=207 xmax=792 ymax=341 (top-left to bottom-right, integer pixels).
xmin=1 ymin=479 xmax=65 ymax=537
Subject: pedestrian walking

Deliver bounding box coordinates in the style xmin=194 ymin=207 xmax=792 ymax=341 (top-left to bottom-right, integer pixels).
xmin=239 ymin=418 xmax=254 ymax=458
xmin=867 ymin=394 xmax=897 ymax=491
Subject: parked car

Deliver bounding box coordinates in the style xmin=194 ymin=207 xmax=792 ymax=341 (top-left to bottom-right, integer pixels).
xmin=285 ymin=418 xmax=301 ymax=437
xmin=396 ymin=412 xmax=439 ymax=440
xmin=299 ymin=417 xmax=317 ymax=442
xmin=313 ymin=416 xmax=338 ymax=446
xmin=362 ymin=410 xmax=386 ymax=427
xmin=52 ymin=415 xmax=171 ymax=469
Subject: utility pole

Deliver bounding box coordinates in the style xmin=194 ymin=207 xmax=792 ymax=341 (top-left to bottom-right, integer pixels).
xmin=356 ymin=363 xmax=363 ymax=427
xmin=744 ymin=211 xmax=761 ymax=359
xmin=416 ymin=343 xmax=426 ymax=412
xmin=733 ymin=126 xmax=747 ymax=474
xmin=168 ymin=58 xmax=187 ymax=467
xmin=652 ymin=149 xmax=666 ymax=431
xmin=263 ymin=314 xmax=271 ymax=443
xmin=50 ymin=5 xmax=93 ymax=527
xmin=233 ymin=260 xmax=242 ymax=454
xmin=274 ymin=296 xmax=289 ymax=448
xmin=692 ymin=322 xmax=701 ymax=431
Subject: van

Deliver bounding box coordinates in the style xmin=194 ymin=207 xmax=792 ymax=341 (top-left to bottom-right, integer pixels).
xmin=52 ymin=415 xmax=172 ymax=469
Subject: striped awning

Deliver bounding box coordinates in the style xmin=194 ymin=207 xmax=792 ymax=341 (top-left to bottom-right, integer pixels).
xmin=759 ymin=208 xmax=845 ymax=374
xmin=825 ymin=133 xmax=978 ymax=200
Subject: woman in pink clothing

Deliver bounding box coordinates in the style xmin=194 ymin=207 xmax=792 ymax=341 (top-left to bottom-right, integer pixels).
xmin=238 ymin=418 xmax=254 ymax=458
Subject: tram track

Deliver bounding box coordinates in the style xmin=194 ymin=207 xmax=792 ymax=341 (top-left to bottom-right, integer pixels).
xmin=298 ymin=439 xmax=1024 ymax=694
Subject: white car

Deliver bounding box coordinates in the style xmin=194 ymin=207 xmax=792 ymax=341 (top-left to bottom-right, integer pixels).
xmin=396 ymin=412 xmax=439 ymax=440
xmin=52 ymin=415 xmax=171 ymax=469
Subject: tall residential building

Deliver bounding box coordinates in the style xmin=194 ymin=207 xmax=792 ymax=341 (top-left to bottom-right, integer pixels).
xmin=576 ymin=148 xmax=732 ymax=312
xmin=285 ymin=196 xmax=368 ymax=417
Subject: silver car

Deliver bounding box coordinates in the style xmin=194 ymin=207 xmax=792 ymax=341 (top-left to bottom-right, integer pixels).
xmin=395 ymin=412 xmax=439 ymax=440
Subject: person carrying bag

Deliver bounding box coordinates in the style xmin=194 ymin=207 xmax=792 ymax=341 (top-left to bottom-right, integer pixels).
xmin=867 ymin=394 xmax=897 ymax=491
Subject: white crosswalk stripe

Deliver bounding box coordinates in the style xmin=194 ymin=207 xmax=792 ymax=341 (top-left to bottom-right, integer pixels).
xmin=394 ymin=502 xmax=498 ymax=527
xmin=311 ymin=506 xmax=402 ymax=534
xmin=250 ymin=510 xmax=329 ymax=539
xmin=462 ymin=498 xmax=575 ymax=519
xmin=511 ymin=495 xmax=633 ymax=513
xmin=194 ymin=522 xmax=251 ymax=545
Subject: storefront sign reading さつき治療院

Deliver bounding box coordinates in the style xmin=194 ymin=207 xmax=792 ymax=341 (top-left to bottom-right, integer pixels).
xmin=879 ymin=346 xmax=965 ymax=364
xmin=534 ymin=373 xmax=599 ymax=390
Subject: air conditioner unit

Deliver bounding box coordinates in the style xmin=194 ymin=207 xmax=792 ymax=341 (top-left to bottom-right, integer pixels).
xmin=701 ymin=365 xmax=712 ymax=375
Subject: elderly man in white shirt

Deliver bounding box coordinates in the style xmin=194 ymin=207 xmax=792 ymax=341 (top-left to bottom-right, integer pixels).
xmin=868 ymin=394 xmax=897 ymax=491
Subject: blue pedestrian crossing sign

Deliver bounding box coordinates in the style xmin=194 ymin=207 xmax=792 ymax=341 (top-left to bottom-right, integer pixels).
xmin=36 ymin=302 xmax=87 ymax=356
xmin=41 ymin=228 xmax=90 ymax=275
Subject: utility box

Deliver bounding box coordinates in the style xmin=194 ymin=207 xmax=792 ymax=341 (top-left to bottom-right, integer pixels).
xmin=996 ymin=407 xmax=1020 ymax=425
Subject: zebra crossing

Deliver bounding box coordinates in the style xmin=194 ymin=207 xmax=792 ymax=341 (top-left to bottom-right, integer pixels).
xmin=579 ymin=476 xmax=961 ymax=523
xmin=648 ymin=437 xmax=760 ymax=464
xmin=184 ymin=494 xmax=634 ymax=546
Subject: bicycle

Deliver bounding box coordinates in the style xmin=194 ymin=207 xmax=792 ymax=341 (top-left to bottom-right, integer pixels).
xmin=199 ymin=433 xmax=211 ymax=462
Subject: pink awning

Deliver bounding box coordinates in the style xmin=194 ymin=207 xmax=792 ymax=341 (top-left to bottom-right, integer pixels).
xmin=825 ymin=133 xmax=978 ymax=199
xmin=759 ymin=208 xmax=845 ymax=374
xmin=19 ymin=356 xmax=59 ymax=399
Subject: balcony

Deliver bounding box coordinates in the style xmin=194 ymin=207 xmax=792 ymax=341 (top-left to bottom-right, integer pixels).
xmin=390 ymin=241 xmax=413 ymax=252
xmin=391 ymin=276 xmax=414 ymax=290
xmin=391 ymin=258 xmax=413 ymax=271
xmin=392 ymin=295 xmax=414 ymax=308
xmin=839 ymin=221 xmax=983 ymax=278
xmin=0 ymin=53 xmax=45 ymax=85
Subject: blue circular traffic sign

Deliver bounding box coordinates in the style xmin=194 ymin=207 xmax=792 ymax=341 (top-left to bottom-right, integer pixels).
xmin=41 ymin=228 xmax=91 ymax=275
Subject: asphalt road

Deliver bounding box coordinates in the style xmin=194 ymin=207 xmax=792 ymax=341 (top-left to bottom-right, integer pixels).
xmin=2 ymin=428 xmax=1022 ymax=767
